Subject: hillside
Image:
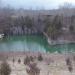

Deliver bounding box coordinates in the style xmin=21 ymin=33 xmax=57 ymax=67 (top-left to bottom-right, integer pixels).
xmin=0 ymin=8 xmax=75 ymax=44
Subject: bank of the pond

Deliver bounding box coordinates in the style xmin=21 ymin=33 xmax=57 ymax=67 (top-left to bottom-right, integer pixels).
xmin=0 ymin=35 xmax=75 ymax=53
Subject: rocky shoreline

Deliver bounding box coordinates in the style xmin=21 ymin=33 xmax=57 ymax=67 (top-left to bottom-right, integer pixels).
xmin=48 ymin=38 xmax=75 ymax=45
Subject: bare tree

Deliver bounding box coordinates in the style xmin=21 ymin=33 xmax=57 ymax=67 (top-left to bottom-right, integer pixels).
xmin=59 ymin=2 xmax=73 ymax=9
xmin=26 ymin=63 xmax=40 ymax=75
xmin=0 ymin=61 xmax=11 ymax=75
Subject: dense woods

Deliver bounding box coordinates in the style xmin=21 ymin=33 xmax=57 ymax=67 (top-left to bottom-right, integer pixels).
xmin=0 ymin=6 xmax=75 ymax=40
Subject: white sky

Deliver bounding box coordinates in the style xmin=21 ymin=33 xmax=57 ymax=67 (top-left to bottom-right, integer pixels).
xmin=2 ymin=0 xmax=75 ymax=9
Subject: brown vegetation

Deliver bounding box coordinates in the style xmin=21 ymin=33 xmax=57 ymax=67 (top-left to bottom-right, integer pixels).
xmin=37 ymin=54 xmax=43 ymax=61
xmin=26 ymin=63 xmax=40 ymax=75
xmin=65 ymin=58 xmax=73 ymax=72
xmin=0 ymin=61 xmax=11 ymax=75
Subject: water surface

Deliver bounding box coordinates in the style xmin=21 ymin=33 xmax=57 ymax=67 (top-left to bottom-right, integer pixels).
xmin=0 ymin=35 xmax=75 ymax=53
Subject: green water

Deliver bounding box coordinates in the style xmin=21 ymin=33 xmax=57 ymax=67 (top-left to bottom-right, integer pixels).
xmin=0 ymin=35 xmax=75 ymax=53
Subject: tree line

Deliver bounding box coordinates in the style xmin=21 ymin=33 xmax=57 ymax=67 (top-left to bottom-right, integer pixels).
xmin=0 ymin=7 xmax=75 ymax=40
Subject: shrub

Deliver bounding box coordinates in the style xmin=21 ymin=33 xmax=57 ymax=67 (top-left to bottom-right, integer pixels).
xmin=24 ymin=56 xmax=30 ymax=65
xmin=26 ymin=63 xmax=40 ymax=75
xmin=66 ymin=58 xmax=71 ymax=66
xmin=0 ymin=61 xmax=11 ymax=75
xmin=18 ymin=58 xmax=21 ymax=64
xmin=68 ymin=66 xmax=73 ymax=72
xmin=12 ymin=58 xmax=15 ymax=63
xmin=30 ymin=56 xmax=34 ymax=62
xmin=65 ymin=58 xmax=73 ymax=72
xmin=38 ymin=54 xmax=43 ymax=61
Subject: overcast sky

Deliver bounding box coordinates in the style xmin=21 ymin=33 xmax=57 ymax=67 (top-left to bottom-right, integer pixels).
xmin=1 ymin=0 xmax=75 ymax=9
